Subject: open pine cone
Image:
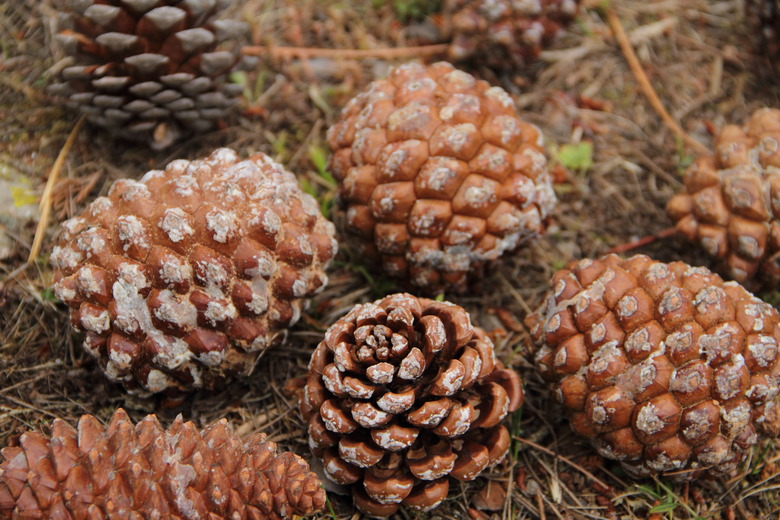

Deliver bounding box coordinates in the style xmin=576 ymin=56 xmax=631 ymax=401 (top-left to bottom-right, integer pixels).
xmin=300 ymin=293 xmax=524 ymax=516
xmin=443 ymin=0 xmax=581 ymax=68
xmin=51 ymin=148 xmax=337 ymax=394
xmin=0 ymin=409 xmax=325 ymax=519
xmin=527 ymin=254 xmax=780 ymax=479
xmin=667 ymin=108 xmax=780 ymax=286
xmin=327 ymin=61 xmax=555 ymax=293
xmin=49 ymin=0 xmax=253 ymax=148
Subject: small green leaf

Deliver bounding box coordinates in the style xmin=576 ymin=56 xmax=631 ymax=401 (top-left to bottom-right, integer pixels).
xmin=319 ymin=195 xmax=334 ymax=218
xmin=634 ymin=484 xmax=657 ymax=496
xmin=229 ymin=70 xmax=248 ymax=87
xmin=551 ymin=259 xmax=567 ymax=271
xmin=557 ymin=142 xmax=593 ymax=172
xmin=41 ymin=287 xmax=59 ymax=303
xmin=270 ymin=132 xmax=289 ymax=161
xmin=308 ymin=145 xmax=335 ymax=186
xmin=11 ymin=186 xmax=37 ymax=207
xmin=434 ymin=293 xmax=445 ymax=302
xmin=299 ymin=178 xmax=316 ymax=198
xmin=649 ymin=502 xmax=679 ymax=514
xmin=675 ymin=135 xmax=694 ymax=173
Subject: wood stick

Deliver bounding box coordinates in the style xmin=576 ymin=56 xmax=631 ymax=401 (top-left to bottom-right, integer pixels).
xmin=242 ymin=43 xmax=450 ymax=60
xmin=604 ymin=7 xmax=709 ymax=156
xmin=606 ymin=226 xmax=677 ymax=255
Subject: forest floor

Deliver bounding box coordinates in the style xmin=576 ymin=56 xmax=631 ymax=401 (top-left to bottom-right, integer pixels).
xmin=1 ymin=1 xmax=779 ymax=519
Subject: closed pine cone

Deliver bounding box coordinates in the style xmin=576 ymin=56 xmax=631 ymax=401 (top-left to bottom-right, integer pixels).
xmin=300 ymin=293 xmax=524 ymax=517
xmin=667 ymin=108 xmax=780 ymax=286
xmin=527 ymin=254 xmax=780 ymax=479
xmin=51 ymin=148 xmax=337 ymax=394
xmin=49 ymin=0 xmax=253 ymax=148
xmin=0 ymin=409 xmax=325 ymax=519
xmin=327 ymin=61 xmax=556 ymax=293
xmin=444 ymin=0 xmax=581 ymax=67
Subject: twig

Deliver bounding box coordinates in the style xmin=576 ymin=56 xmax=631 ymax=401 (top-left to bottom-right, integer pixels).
xmin=242 ymin=43 xmax=450 ymax=60
xmin=536 ymin=489 xmax=547 ymax=520
xmin=605 ymin=227 xmax=677 ymax=255
xmin=513 ymin=436 xmax=612 ymax=491
xmin=27 ymin=116 xmax=85 ymax=264
xmin=603 ymin=7 xmax=709 ymax=156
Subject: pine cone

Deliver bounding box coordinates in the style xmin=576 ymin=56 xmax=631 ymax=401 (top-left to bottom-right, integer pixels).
xmin=327 ymin=61 xmax=556 ymax=293
xmin=443 ymin=0 xmax=581 ymax=68
xmin=49 ymin=0 xmax=253 ymax=149
xmin=0 ymin=409 xmax=325 ymax=519
xmin=50 ymin=148 xmax=337 ymax=394
xmin=527 ymin=254 xmax=780 ymax=479
xmin=667 ymin=108 xmax=780 ymax=286
xmin=300 ymin=293 xmax=524 ymax=516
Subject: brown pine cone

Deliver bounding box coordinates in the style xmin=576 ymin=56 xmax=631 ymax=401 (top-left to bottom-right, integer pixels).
xmin=667 ymin=108 xmax=780 ymax=286
xmin=327 ymin=61 xmax=556 ymax=293
xmin=300 ymin=293 xmax=524 ymax=516
xmin=49 ymin=0 xmax=253 ymax=149
xmin=443 ymin=0 xmax=581 ymax=68
xmin=0 ymin=409 xmax=325 ymax=519
xmin=50 ymin=148 xmax=337 ymax=394
xmin=527 ymin=254 xmax=780 ymax=479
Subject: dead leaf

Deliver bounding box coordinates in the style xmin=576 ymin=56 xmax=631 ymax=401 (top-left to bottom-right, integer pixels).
xmin=471 ymin=480 xmax=507 ymax=511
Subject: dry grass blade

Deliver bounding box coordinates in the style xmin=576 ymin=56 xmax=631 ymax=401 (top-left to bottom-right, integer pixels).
xmin=27 ymin=116 xmax=85 ymax=264
xmin=513 ymin=436 xmax=612 ymax=491
xmin=603 ymin=6 xmax=709 ymax=156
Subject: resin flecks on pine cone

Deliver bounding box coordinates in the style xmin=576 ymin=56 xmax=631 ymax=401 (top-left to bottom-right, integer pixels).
xmin=51 ymin=148 xmax=337 ymax=394
xmin=327 ymin=61 xmax=556 ymax=293
xmin=527 ymin=254 xmax=780 ymax=480
xmin=444 ymin=0 xmax=581 ymax=67
xmin=300 ymin=293 xmax=524 ymax=517
xmin=0 ymin=409 xmax=325 ymax=519
xmin=667 ymin=108 xmax=780 ymax=286
xmin=49 ymin=0 xmax=253 ymax=148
